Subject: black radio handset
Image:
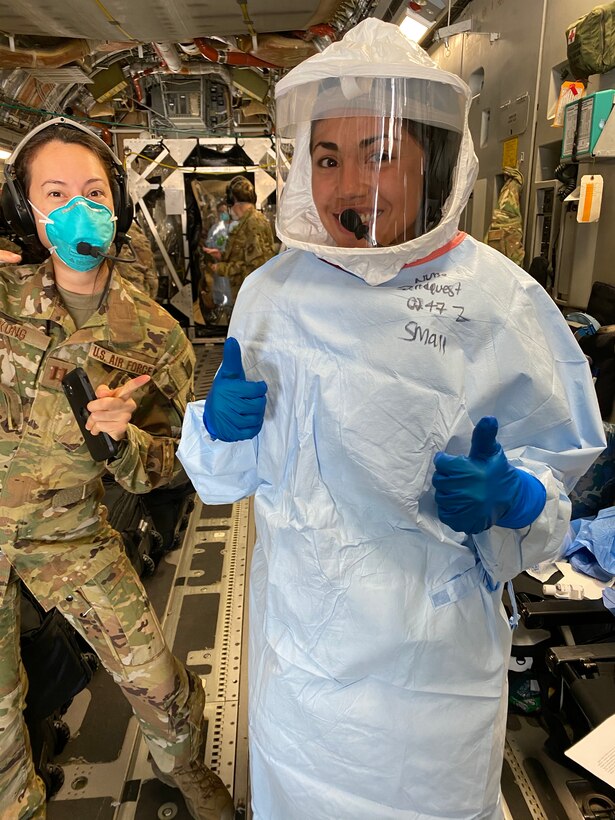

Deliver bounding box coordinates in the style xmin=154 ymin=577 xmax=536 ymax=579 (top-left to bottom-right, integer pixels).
xmin=340 ymin=209 xmax=380 ymax=247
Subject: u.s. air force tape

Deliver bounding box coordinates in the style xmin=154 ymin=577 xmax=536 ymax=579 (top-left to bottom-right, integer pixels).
xmin=88 ymin=344 xmax=155 ymax=377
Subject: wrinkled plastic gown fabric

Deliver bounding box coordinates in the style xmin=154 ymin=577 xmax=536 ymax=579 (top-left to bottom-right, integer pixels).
xmin=179 ymin=18 xmax=606 ymax=820
xmin=179 ymin=237 xmax=604 ymax=819
xmin=565 ymin=507 xmax=615 ymax=582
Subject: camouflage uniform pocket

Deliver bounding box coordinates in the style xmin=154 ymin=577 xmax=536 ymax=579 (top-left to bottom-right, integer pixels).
xmin=0 ymin=384 xmax=23 ymax=434
xmin=57 ymin=552 xmax=199 ymax=768
xmin=63 ymin=554 xmax=167 ymax=669
xmin=53 ymin=403 xmax=90 ymax=453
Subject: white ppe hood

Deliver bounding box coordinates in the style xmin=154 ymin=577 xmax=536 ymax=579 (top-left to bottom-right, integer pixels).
xmin=275 ymin=17 xmax=478 ymax=285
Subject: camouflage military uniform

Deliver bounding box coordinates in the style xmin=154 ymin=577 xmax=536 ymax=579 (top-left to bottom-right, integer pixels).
xmin=485 ymin=167 xmax=526 ymax=266
xmin=0 ymin=258 xmax=201 ymax=818
xmin=215 ymin=206 xmax=275 ymax=302
xmin=0 ymin=236 xmax=22 ymax=255
xmin=116 ymin=221 xmax=159 ymax=298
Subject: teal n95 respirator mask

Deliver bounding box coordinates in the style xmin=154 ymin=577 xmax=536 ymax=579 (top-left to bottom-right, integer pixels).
xmin=30 ymin=196 xmax=117 ymax=272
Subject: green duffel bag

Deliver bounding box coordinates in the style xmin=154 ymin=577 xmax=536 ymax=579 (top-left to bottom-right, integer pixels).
xmin=566 ymin=2 xmax=615 ymax=79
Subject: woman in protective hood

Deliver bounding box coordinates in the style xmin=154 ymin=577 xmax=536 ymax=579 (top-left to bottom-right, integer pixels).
xmin=179 ymin=18 xmax=604 ymax=820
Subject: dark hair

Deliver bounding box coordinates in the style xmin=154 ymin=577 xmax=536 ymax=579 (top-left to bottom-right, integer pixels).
xmin=226 ymin=176 xmax=257 ymax=206
xmin=14 ymin=125 xmax=117 ymax=199
xmin=403 ymin=120 xmax=461 ymax=233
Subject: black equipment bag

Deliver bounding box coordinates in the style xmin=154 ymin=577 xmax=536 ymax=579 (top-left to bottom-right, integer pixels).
xmin=20 ymin=582 xmax=94 ymax=722
xmin=528 ymin=256 xmax=554 ymax=292
xmin=101 ymin=474 xmax=161 ymax=576
xmin=141 ymin=473 xmax=196 ymax=554
xmin=579 ymin=329 xmax=615 ymax=420
xmin=586 ymin=280 xmax=615 ymax=327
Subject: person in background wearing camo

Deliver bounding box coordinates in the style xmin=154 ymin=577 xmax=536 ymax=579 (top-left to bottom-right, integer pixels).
xmin=0 ymin=118 xmax=234 ymax=820
xmin=118 ymin=218 xmax=160 ymax=298
xmin=206 ymin=175 xmax=276 ymax=305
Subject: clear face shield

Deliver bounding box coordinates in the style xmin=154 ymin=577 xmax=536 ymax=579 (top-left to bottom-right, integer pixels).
xmin=276 ymin=76 xmax=466 ymax=250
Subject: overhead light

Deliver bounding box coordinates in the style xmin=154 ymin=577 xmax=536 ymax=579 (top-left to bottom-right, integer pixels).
xmin=400 ymin=11 xmax=431 ymax=42
xmin=0 ymin=148 xmax=12 ymax=161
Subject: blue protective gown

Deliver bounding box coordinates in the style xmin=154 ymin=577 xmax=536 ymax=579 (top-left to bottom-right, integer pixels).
xmin=179 ymin=233 xmax=605 ymax=819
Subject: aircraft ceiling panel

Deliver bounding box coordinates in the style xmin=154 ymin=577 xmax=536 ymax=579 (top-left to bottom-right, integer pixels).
xmin=0 ymin=0 xmax=328 ymax=40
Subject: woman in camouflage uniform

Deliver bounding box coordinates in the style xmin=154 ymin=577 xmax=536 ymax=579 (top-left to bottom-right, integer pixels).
xmin=207 ymin=176 xmax=276 ymax=304
xmin=0 ymin=120 xmax=233 ymax=820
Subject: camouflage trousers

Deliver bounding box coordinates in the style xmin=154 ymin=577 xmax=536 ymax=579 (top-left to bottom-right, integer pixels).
xmin=0 ymin=551 xmax=205 ymax=819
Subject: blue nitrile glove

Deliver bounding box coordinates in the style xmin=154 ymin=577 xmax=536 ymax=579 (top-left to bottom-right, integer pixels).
xmin=432 ymin=416 xmax=547 ymax=534
xmin=203 ymin=337 xmax=267 ymax=442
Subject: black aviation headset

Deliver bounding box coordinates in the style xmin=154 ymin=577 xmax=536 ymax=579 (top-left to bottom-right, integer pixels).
xmin=1 ymin=116 xmax=134 ymax=250
xmin=225 ymin=175 xmax=255 ymax=208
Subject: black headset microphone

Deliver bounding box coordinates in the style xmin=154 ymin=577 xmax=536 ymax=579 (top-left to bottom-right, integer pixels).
xmin=74 ymin=236 xmax=137 ymax=313
xmin=76 ymin=240 xmax=137 ymax=263
xmin=340 ymin=209 xmax=380 ymax=247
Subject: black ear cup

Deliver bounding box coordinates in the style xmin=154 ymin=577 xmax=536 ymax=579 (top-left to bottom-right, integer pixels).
xmin=1 ymin=167 xmax=38 ymax=241
xmin=112 ymin=169 xmax=134 ymax=237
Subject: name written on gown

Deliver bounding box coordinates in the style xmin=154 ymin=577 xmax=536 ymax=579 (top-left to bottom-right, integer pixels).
xmin=398 ymin=271 xmax=469 ymax=355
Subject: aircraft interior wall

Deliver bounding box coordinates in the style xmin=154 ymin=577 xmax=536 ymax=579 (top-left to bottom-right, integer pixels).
xmin=429 ymin=0 xmax=615 ymax=311
xmin=0 ymin=2 xmax=615 ymax=818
